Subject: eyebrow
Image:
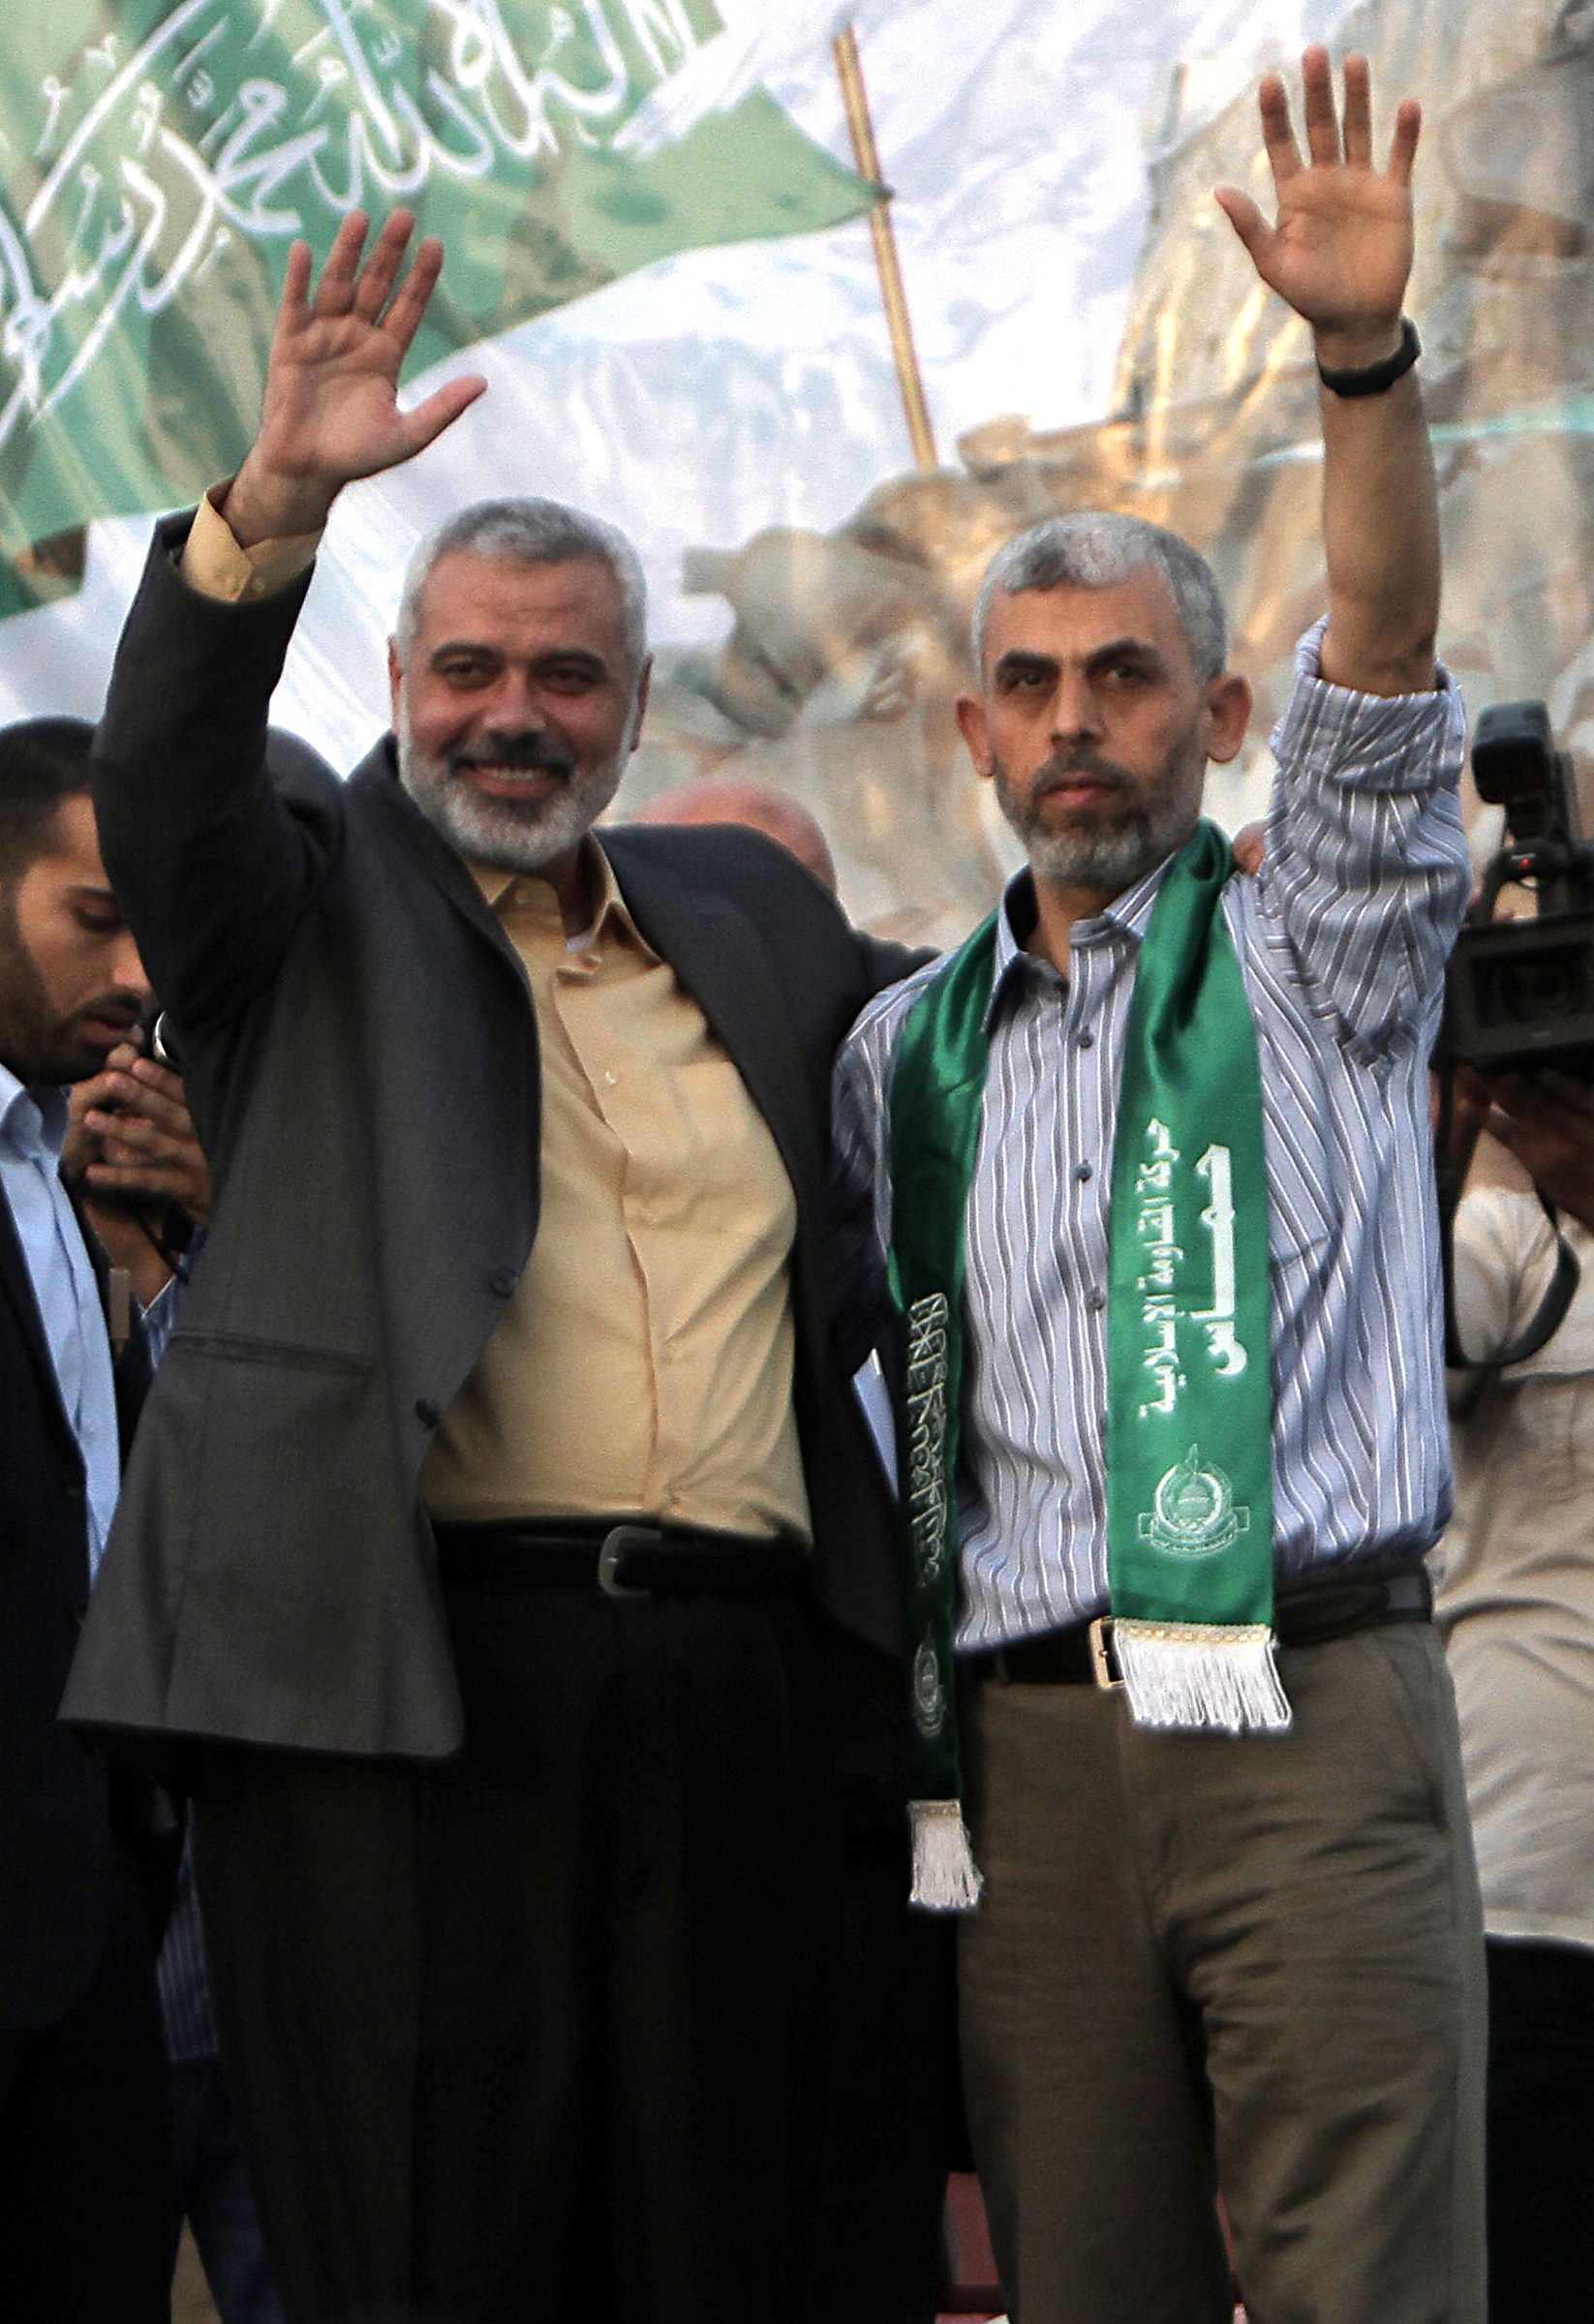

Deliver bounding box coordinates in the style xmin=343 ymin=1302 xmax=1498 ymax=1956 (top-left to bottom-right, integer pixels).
xmin=427 ymin=639 xmax=610 ymax=673
xmin=1084 ymin=635 xmax=1162 ymax=671
xmin=992 ymin=636 xmax=1167 ymax=687
xmin=993 ymin=649 xmax=1059 ymax=684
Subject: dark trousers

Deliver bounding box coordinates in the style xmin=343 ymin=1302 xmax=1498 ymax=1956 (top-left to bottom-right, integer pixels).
xmin=195 ymin=1577 xmax=948 ymax=2324
xmin=0 ymin=1838 xmax=170 ymax=2324
xmin=1485 ymin=1935 xmax=1594 ymax=2324
xmin=169 ymin=2053 xmax=287 ymax=2324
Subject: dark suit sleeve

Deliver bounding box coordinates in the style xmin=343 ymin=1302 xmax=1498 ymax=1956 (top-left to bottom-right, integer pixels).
xmin=92 ymin=513 xmax=345 ymax=1039
xmin=855 ymin=928 xmax=932 ymax=1003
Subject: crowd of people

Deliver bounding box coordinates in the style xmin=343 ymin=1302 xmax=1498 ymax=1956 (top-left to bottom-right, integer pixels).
xmin=0 ymin=46 xmax=1585 ymax=2324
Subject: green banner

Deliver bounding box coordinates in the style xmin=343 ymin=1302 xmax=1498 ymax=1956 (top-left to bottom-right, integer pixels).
xmin=0 ymin=2 xmax=874 ymax=614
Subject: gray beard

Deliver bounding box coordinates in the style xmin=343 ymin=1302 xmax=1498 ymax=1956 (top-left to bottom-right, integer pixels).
xmin=395 ymin=710 xmax=625 ymax=875
xmin=995 ymin=751 xmax=1200 ymax=898
xmin=1022 ymin=813 xmax=1185 ymax=894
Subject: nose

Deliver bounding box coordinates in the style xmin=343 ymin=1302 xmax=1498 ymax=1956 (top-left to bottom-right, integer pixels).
xmin=1049 ymin=667 xmax=1104 ymax=746
xmin=480 ymin=664 xmax=547 ymax=733
xmin=110 ymin=928 xmax=153 ymax=1010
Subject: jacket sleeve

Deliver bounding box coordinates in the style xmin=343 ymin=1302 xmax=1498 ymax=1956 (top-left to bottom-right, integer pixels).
xmin=92 ymin=513 xmax=346 ymax=1041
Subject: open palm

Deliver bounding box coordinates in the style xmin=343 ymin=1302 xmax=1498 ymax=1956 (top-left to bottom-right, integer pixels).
xmin=230 ymin=209 xmax=484 ymax=540
xmin=1217 ymin=50 xmax=1419 ymax=347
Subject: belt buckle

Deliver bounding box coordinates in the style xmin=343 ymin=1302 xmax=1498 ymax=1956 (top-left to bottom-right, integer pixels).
xmin=598 ymin=1524 xmax=661 ymax=1601
xmin=1088 ymin=1616 xmax=1123 ymax=1691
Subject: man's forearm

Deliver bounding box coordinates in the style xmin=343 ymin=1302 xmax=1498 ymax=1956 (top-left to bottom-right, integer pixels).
xmin=1317 ymin=359 xmax=1440 ymax=698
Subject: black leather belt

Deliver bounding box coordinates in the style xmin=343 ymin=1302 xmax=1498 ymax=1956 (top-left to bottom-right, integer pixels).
xmin=433 ymin=1518 xmax=807 ymax=1600
xmin=970 ymin=1562 xmax=1432 ymax=1689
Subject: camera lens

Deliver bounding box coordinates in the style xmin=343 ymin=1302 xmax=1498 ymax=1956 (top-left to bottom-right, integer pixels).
xmin=1476 ymin=940 xmax=1593 ymax=1026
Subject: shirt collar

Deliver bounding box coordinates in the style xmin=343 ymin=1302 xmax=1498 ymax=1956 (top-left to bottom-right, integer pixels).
xmin=466 ymin=836 xmax=659 ymax=964
xmin=985 ymin=849 xmax=1181 ymax=1029
xmin=0 ymin=1059 xmax=71 ymax=1159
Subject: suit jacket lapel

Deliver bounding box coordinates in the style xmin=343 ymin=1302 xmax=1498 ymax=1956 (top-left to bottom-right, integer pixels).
xmin=350 ymin=742 xmax=535 ymax=990
xmin=605 ymin=848 xmax=828 ymax=1238
xmin=0 ymin=1179 xmax=81 ymax=1469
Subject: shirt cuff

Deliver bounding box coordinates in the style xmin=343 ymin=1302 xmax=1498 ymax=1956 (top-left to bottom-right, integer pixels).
xmin=1272 ymin=617 xmax=1466 ymax=796
xmin=178 ymin=484 xmax=322 ymax=604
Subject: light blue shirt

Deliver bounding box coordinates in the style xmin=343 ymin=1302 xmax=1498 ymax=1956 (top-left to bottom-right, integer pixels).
xmin=0 ymin=1063 xmax=121 ymax=1576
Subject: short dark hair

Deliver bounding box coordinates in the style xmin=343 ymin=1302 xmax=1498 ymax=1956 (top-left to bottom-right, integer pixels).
xmin=0 ymin=718 xmax=94 ymax=885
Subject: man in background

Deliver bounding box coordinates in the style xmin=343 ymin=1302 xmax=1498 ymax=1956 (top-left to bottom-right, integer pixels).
xmin=1435 ymin=1065 xmax=1594 ymax=2323
xmin=0 ymin=717 xmax=168 ymax=2323
xmin=636 ymin=776 xmax=839 ymax=892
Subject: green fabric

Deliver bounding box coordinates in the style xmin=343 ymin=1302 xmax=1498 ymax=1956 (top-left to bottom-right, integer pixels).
xmin=0 ymin=3 xmax=874 ymax=615
xmin=884 ymin=821 xmax=1277 ymax=1796
xmin=885 ymin=908 xmax=999 ymax=1802
xmin=1106 ymin=819 xmax=1273 ymax=1628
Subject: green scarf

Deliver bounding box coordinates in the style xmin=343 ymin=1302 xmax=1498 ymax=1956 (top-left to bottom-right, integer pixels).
xmin=886 ymin=821 xmax=1288 ymax=1912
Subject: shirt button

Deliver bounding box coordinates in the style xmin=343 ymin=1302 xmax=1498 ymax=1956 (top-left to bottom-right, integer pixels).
xmin=488 ymin=1265 xmax=519 ymax=1297
xmin=1077 ymin=1028 xmax=1094 ymax=1049
xmin=1088 ymin=1289 xmax=1107 ymax=1313
xmin=1075 ymin=1162 xmax=1093 ymax=1183
xmin=414 ymin=1398 xmax=441 ymax=1427
xmin=603 ymin=1070 xmax=618 ymax=1086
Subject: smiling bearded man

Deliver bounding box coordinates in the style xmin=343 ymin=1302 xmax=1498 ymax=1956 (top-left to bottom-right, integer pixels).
xmin=63 ymin=212 xmax=954 ymax=2324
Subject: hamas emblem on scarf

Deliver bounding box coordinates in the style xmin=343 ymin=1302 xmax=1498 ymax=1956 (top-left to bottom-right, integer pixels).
xmin=1137 ymin=1445 xmax=1251 ymax=1560
xmin=911 ymin=1639 xmax=947 ymax=1737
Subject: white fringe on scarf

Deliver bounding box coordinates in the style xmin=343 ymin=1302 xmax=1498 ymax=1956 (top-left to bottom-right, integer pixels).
xmin=1112 ymin=1621 xmax=1292 ymax=1733
xmin=908 ymin=1798 xmax=985 ymax=1912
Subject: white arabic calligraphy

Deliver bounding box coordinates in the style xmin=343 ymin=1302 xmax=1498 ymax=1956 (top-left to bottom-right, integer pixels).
xmin=0 ymin=0 xmax=710 ymax=453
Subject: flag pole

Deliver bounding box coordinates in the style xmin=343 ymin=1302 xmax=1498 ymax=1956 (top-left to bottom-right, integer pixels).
xmin=833 ymin=23 xmax=938 ymax=472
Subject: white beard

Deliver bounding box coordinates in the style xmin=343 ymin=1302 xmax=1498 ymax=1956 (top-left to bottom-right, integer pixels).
xmin=394 ymin=698 xmax=626 ymax=874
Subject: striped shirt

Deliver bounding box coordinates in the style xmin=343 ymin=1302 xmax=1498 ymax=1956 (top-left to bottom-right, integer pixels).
xmin=831 ymin=624 xmax=1470 ymax=1649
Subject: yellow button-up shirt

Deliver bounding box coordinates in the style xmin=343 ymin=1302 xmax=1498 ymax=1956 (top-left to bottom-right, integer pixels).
xmin=421 ymin=856 xmax=811 ymax=1540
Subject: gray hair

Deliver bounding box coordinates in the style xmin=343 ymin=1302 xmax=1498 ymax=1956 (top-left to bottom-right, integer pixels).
xmin=394 ymin=497 xmax=648 ymax=674
xmin=971 ymin=512 xmax=1227 ymax=684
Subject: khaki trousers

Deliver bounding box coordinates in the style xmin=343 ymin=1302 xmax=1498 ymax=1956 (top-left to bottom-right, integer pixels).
xmin=958 ymin=1620 xmax=1487 ymax=2324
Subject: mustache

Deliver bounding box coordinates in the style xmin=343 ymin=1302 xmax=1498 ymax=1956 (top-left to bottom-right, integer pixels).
xmin=1028 ymin=748 xmax=1137 ymax=799
xmin=76 ymin=997 xmax=143 ymax=1032
xmin=446 ymin=733 xmax=576 ymax=780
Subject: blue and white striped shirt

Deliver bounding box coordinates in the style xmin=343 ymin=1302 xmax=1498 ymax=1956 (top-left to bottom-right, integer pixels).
xmin=832 ymin=624 xmax=1470 ymax=1648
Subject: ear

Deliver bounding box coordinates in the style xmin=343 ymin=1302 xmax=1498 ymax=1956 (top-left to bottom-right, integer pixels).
xmin=1200 ymin=671 xmax=1252 ymax=766
xmin=628 ymin=657 xmax=654 ymax=754
xmin=956 ymin=690 xmax=996 ymax=780
xmin=386 ymin=639 xmax=403 ymax=733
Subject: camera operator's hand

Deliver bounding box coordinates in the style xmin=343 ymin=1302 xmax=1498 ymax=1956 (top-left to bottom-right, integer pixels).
xmin=223 ymin=209 xmax=485 ymax=547
xmin=1460 ymin=1068 xmax=1594 ymax=1236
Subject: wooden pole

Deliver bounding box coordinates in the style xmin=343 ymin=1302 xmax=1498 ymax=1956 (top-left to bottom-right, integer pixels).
xmin=833 ymin=23 xmax=938 ymax=472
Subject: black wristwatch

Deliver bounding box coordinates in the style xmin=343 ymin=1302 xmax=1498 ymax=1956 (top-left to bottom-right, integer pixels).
xmin=1316 ymin=318 xmax=1421 ymax=397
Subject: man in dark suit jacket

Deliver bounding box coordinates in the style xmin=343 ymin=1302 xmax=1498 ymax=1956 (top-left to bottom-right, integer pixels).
xmin=0 ymin=718 xmax=171 ymax=2322
xmin=66 ymin=213 xmax=950 ymax=2323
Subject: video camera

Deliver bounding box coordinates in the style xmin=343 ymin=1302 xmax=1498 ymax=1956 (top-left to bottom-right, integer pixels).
xmin=1443 ymin=700 xmax=1594 ymax=1078
xmin=1438 ymin=702 xmax=1589 ymax=1367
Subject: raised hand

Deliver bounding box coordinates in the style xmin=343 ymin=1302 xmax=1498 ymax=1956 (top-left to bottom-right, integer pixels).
xmin=1215 ymin=48 xmax=1419 ymax=369
xmin=225 ymin=210 xmax=486 ymax=546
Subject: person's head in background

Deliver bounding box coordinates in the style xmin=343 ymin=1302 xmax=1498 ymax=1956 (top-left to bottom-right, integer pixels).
xmin=634 ymin=776 xmax=839 ymax=894
xmin=0 ymin=719 xmax=151 ymax=1086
